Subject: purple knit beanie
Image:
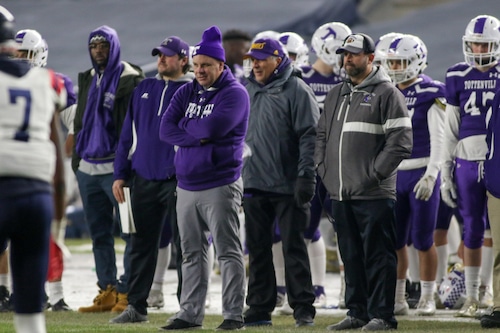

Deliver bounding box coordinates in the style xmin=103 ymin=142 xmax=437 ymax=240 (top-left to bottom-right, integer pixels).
xmin=192 ymin=25 xmax=226 ymax=62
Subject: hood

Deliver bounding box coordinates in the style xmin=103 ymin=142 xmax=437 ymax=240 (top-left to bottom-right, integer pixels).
xmin=353 ymin=65 xmax=391 ymax=90
xmin=88 ymin=25 xmax=121 ymax=74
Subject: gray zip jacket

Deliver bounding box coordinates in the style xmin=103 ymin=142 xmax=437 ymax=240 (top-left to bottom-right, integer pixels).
xmin=315 ymin=66 xmax=412 ymax=201
xmin=243 ymin=64 xmax=320 ymax=194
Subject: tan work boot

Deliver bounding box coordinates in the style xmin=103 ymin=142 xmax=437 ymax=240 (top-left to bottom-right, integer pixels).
xmin=78 ymin=284 xmax=117 ymax=313
xmin=111 ymin=292 xmax=128 ymax=313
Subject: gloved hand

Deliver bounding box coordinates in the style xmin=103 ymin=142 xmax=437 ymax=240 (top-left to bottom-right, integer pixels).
xmin=440 ymin=176 xmax=457 ymax=208
xmin=294 ymin=177 xmax=316 ymax=206
xmin=413 ymin=174 xmax=436 ymax=201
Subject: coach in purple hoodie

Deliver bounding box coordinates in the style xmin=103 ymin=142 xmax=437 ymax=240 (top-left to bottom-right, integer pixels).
xmin=110 ymin=36 xmax=193 ymax=324
xmin=159 ymin=26 xmax=249 ymax=331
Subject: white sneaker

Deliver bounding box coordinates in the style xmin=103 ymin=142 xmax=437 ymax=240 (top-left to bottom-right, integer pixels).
xmin=394 ymin=300 xmax=409 ymax=315
xmin=146 ymin=289 xmax=164 ymax=309
xmin=479 ymin=286 xmax=494 ymax=309
xmin=455 ymin=296 xmax=479 ymax=317
xmin=416 ymin=297 xmax=436 ymax=316
xmin=277 ymin=301 xmax=293 ymax=315
xmin=313 ymin=293 xmax=327 ymax=308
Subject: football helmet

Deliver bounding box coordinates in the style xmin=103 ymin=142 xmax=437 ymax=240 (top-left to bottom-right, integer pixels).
xmin=278 ymin=31 xmax=309 ymax=66
xmin=463 ymin=15 xmax=500 ymax=67
xmin=374 ymin=32 xmax=403 ymax=66
xmin=252 ymin=30 xmax=280 ymax=43
xmin=311 ymin=22 xmax=352 ymax=72
xmin=15 ymin=29 xmax=48 ymax=67
xmin=0 ymin=5 xmax=15 ymax=46
xmin=382 ymin=34 xmax=427 ymax=84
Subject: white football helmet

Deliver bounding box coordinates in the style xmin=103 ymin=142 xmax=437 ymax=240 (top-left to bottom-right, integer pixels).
xmin=278 ymin=31 xmax=309 ymax=67
xmin=15 ymin=29 xmax=48 ymax=67
xmin=382 ymin=34 xmax=428 ymax=84
xmin=252 ymin=30 xmax=280 ymax=43
xmin=462 ymin=15 xmax=500 ymax=67
xmin=311 ymin=22 xmax=352 ymax=72
xmin=374 ymin=32 xmax=403 ymax=66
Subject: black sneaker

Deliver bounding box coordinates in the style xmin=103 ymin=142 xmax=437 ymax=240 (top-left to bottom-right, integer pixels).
xmin=327 ymin=316 xmax=367 ymax=331
xmin=295 ymin=314 xmax=314 ymax=327
xmin=0 ymin=286 xmax=11 ymax=312
xmin=51 ymin=299 xmax=72 ymax=312
xmin=481 ymin=311 xmax=500 ymax=328
xmin=243 ymin=309 xmax=272 ymax=327
xmin=159 ymin=318 xmax=202 ymax=330
xmin=216 ymin=319 xmax=245 ymax=330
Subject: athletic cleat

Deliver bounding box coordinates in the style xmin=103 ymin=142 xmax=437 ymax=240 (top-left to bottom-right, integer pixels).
xmin=276 ymin=301 xmax=293 ymax=315
xmin=454 ymin=296 xmax=479 ymax=317
xmin=276 ymin=291 xmax=286 ymax=308
xmin=51 ymin=299 xmax=72 ymax=312
xmin=147 ymin=289 xmax=164 ymax=309
xmin=394 ymin=300 xmax=409 ymax=316
xmin=415 ymin=297 xmax=436 ymax=316
xmin=313 ymin=293 xmax=327 ymax=308
xmin=479 ymin=285 xmax=493 ymax=309
xmin=0 ymin=286 xmax=11 ymax=312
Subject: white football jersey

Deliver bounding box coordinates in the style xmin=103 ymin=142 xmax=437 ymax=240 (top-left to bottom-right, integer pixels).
xmin=0 ymin=67 xmax=66 ymax=183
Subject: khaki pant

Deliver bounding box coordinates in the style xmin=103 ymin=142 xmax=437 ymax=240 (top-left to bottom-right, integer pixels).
xmin=487 ymin=191 xmax=500 ymax=310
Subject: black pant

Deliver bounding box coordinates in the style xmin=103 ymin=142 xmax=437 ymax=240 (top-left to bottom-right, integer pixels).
xmin=332 ymin=199 xmax=398 ymax=328
xmin=127 ymin=174 xmax=177 ymax=315
xmin=243 ymin=195 xmax=315 ymax=319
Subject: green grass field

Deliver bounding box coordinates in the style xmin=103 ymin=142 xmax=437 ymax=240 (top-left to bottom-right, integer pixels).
xmin=0 ymin=313 xmax=496 ymax=333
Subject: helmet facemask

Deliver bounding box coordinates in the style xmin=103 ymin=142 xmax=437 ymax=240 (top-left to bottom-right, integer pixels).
xmin=462 ymin=15 xmax=500 ymax=68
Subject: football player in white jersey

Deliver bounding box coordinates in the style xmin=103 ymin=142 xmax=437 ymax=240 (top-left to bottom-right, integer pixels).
xmin=0 ymin=5 xmax=67 ymax=333
xmin=13 ymin=28 xmax=76 ymax=312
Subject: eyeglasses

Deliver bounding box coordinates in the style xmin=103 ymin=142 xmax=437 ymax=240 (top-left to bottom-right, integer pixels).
xmin=89 ymin=42 xmax=110 ymax=50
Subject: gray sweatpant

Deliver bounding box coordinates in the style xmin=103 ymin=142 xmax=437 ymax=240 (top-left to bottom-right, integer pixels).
xmin=175 ymin=178 xmax=245 ymax=324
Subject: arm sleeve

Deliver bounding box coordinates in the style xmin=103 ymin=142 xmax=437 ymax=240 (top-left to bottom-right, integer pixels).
xmin=59 ymin=104 xmax=76 ymax=134
xmin=424 ymin=100 xmax=446 ymax=178
xmin=441 ymin=104 xmax=460 ymax=178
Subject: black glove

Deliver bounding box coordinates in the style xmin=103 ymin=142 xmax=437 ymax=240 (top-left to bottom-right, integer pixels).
xmin=294 ymin=177 xmax=316 ymax=206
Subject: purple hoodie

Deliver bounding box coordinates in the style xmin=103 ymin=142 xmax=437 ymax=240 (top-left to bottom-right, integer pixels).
xmin=75 ymin=25 xmax=123 ymax=162
xmin=159 ymin=66 xmax=249 ymax=191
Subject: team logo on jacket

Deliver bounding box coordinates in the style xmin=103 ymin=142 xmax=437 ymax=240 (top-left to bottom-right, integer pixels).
xmin=360 ymin=93 xmax=372 ymax=106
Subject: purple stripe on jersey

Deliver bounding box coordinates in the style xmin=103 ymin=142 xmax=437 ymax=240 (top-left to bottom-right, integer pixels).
xmin=474 ymin=16 xmax=487 ymax=34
